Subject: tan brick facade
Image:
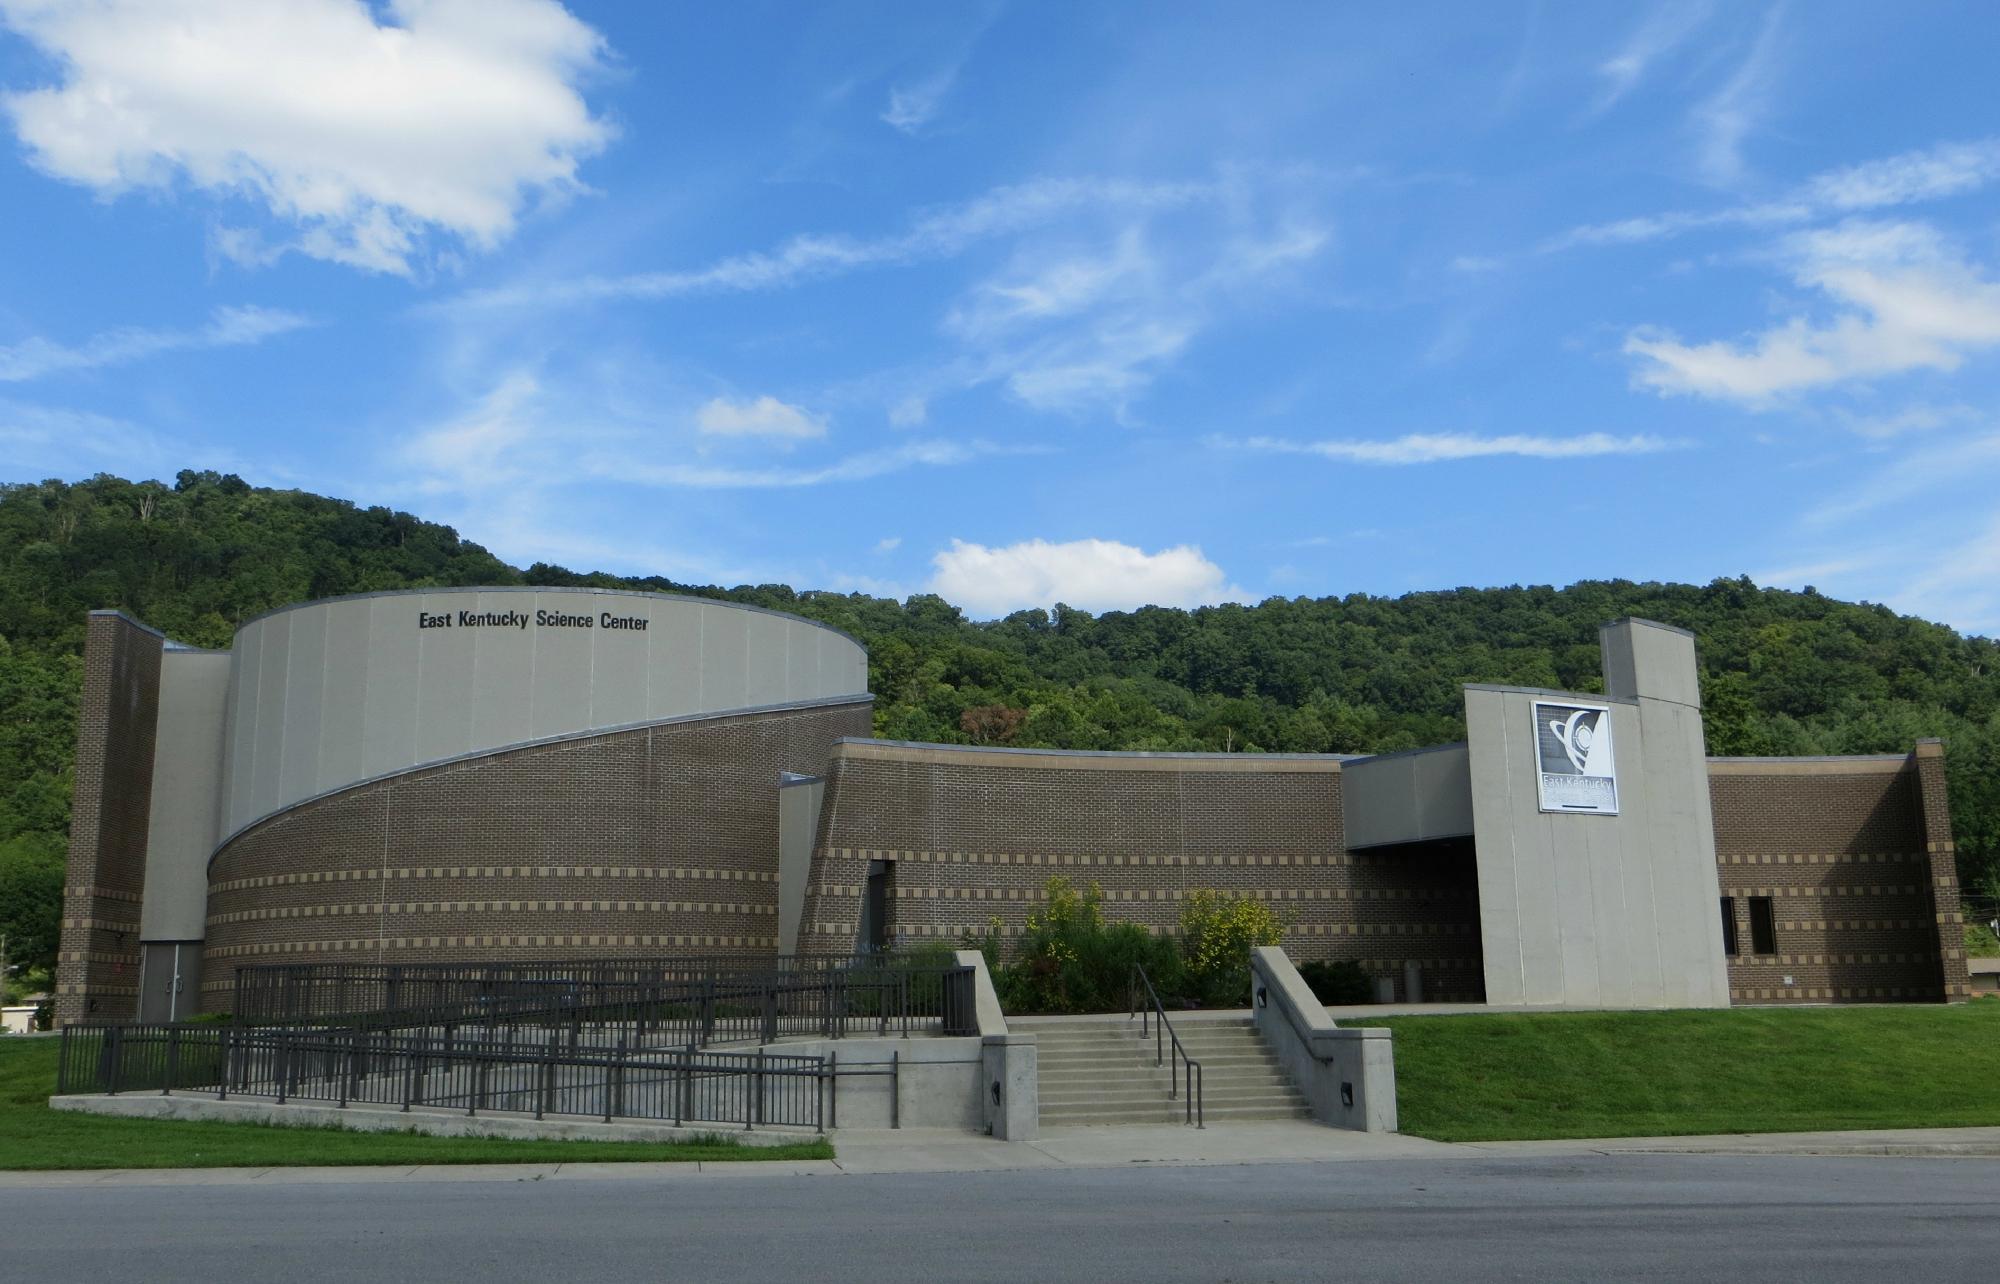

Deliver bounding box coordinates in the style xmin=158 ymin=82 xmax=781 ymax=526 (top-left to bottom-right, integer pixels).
xmin=1709 ymin=747 xmax=1967 ymax=1004
xmin=198 ymin=700 xmax=871 ymax=1011
xmin=797 ymin=741 xmax=1485 ymax=1001
xmin=55 ymin=613 xmax=164 ymax=1025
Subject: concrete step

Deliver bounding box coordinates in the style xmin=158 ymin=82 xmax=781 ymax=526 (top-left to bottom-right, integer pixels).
xmin=1032 ymin=1096 xmax=1312 ymax=1112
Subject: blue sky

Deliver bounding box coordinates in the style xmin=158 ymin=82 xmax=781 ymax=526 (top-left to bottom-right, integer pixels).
xmin=5 ymin=2 xmax=2000 ymax=634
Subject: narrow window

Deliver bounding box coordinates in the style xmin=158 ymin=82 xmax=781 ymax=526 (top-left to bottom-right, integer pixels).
xmin=1748 ymin=896 xmax=1777 ymax=955
xmin=1719 ymin=897 xmax=1738 ymax=956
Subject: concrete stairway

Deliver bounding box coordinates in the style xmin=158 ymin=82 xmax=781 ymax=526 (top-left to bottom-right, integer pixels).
xmin=1019 ymin=1015 xmax=1309 ymax=1126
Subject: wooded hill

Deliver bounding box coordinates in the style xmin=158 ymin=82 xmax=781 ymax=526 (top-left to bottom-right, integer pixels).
xmin=3 ymin=471 xmax=1996 ymax=983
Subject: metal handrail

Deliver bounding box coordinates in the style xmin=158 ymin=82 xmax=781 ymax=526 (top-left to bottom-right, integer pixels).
xmin=1128 ymin=965 xmax=1202 ymax=1128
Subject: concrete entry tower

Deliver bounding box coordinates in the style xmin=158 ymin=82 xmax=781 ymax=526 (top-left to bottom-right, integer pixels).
xmin=1465 ymin=618 xmax=1730 ymax=1008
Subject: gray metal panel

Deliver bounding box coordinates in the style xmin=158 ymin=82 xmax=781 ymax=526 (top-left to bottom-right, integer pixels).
xmin=646 ymin=599 xmax=702 ymax=718
xmin=470 ymin=590 xmax=534 ymax=751
xmin=1342 ymin=745 xmax=1473 ymax=849
xmin=140 ymin=651 xmax=231 ymax=942
xmin=249 ymin=612 xmax=291 ymax=832
xmin=277 ymin=606 xmax=326 ymax=809
xmin=360 ymin=596 xmax=420 ymax=784
xmin=778 ymin=777 xmax=826 ymax=955
xmin=589 ymin=606 xmax=650 ymax=730
xmin=741 ymin=610 xmax=789 ymax=709
xmin=316 ymin=598 xmax=371 ymax=798
xmin=415 ymin=592 xmax=476 ymax=765
xmin=699 ymin=605 xmax=750 ymax=713
xmin=529 ymin=606 xmax=594 ymax=740
xmin=223 ymin=620 xmax=260 ymax=836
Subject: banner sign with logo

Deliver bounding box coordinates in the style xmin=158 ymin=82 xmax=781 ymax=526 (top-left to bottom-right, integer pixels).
xmin=1533 ymin=701 xmax=1619 ymax=815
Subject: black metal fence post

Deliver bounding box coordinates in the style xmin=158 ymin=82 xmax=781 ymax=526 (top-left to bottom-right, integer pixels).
xmin=106 ymin=1026 xmax=123 ymax=1096
xmin=163 ymin=1024 xmax=180 ymax=1096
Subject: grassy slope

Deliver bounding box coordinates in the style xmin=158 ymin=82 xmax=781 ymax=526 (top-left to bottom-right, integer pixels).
xmin=0 ymin=1039 xmax=833 ymax=1170
xmin=1375 ymin=1003 xmax=2000 ymax=1143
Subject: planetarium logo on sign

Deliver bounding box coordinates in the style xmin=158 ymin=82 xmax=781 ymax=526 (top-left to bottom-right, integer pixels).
xmin=1533 ymin=701 xmax=1618 ymax=815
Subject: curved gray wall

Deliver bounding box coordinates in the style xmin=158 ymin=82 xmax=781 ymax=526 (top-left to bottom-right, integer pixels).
xmin=218 ymin=588 xmax=868 ymax=843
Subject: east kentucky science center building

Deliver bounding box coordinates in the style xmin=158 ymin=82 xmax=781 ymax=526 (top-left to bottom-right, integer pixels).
xmin=56 ymin=587 xmax=1973 ymax=1025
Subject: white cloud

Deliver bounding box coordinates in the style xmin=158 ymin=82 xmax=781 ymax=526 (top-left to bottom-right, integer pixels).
xmin=449 ymin=177 xmax=1217 ymax=310
xmin=0 ymin=305 xmax=310 ymax=381
xmin=1225 ymin=432 xmax=1681 ymax=465
xmin=927 ymin=537 xmax=1244 ymax=616
xmin=695 ymin=395 xmax=827 ymax=441
xmin=888 ymin=396 xmax=928 ymax=427
xmin=882 ymin=66 xmax=957 ymax=135
xmin=1625 ymin=220 xmax=2000 ymax=404
xmin=1809 ymin=139 xmax=2000 ymax=211
xmin=1 ymin=0 xmax=611 ymax=275
xmin=873 ymin=536 xmax=902 ymax=554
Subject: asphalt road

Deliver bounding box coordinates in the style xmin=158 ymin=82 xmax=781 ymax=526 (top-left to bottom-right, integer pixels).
xmin=8 ymin=1154 xmax=1997 ymax=1283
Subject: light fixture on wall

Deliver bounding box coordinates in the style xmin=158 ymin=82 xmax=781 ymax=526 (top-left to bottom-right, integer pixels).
xmin=1255 ymin=985 xmax=1268 ymax=1009
xmin=1341 ymin=1081 xmax=1354 ymax=1108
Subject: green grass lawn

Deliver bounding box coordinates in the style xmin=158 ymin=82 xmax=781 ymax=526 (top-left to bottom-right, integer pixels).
xmin=0 ymin=1037 xmax=834 ymax=1170
xmin=1373 ymin=1001 xmax=2000 ymax=1143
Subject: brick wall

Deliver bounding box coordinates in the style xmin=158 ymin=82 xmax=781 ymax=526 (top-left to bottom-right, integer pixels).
xmin=797 ymin=742 xmax=1485 ymax=1000
xmin=199 ymin=700 xmax=871 ymax=1011
xmin=55 ymin=613 xmax=164 ymax=1025
xmin=1710 ymin=752 xmax=1961 ymax=1004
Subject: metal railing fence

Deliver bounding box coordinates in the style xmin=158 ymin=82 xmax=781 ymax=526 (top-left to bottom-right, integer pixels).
xmin=231 ymin=957 xmax=977 ymax=1043
xmin=54 ymin=1022 xmax=897 ymax=1132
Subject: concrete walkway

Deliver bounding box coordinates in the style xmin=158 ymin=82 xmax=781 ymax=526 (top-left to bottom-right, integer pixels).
xmin=2 ymin=1121 xmax=1995 ymax=1188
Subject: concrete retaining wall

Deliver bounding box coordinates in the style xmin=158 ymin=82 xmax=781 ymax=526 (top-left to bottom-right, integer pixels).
xmin=49 ymin=1093 xmax=814 ymax=1146
xmin=1249 ymin=946 xmax=1397 ymax=1133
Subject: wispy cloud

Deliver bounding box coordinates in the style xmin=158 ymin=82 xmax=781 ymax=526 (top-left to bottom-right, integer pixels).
xmin=0 ymin=306 xmax=312 ymax=382
xmin=0 ymin=398 xmax=185 ymax=473
xmin=1544 ymin=137 xmax=2000 ymax=255
xmin=445 ymin=177 xmax=1220 ymax=311
xmin=584 ymin=437 xmax=1040 ymax=489
xmin=944 ymin=213 xmax=1331 ymax=417
xmin=1 ymin=0 xmax=613 ymax=275
xmin=882 ymin=66 xmax=959 ymax=135
xmin=1594 ymin=2 xmax=1715 ymax=112
xmin=1625 ymin=220 xmax=2000 ymax=404
xmin=1221 ymin=431 xmax=1683 ymax=465
xmin=1690 ymin=6 xmax=1784 ymax=184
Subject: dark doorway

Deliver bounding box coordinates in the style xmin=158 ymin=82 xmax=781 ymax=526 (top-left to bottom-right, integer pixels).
xmin=859 ymin=860 xmax=892 ymax=955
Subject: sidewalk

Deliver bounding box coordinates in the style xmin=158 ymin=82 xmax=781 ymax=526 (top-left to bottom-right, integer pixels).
xmin=1 ymin=1122 xmax=1994 ymax=1188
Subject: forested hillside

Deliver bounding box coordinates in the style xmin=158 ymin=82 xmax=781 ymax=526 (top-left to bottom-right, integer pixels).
xmin=4 ymin=472 xmax=1997 ymax=987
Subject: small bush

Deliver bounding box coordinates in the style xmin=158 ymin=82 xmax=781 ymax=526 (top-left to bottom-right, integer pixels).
xmin=1298 ymin=959 xmax=1375 ymax=1005
xmin=993 ymin=878 xmax=1183 ymax=1014
xmin=1179 ymin=888 xmax=1284 ymax=1007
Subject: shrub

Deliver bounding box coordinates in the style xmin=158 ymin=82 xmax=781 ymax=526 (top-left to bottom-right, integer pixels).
xmin=994 ymin=878 xmax=1182 ymax=1014
xmin=1179 ymin=889 xmax=1284 ymax=1007
xmin=1297 ymin=958 xmax=1375 ymax=1006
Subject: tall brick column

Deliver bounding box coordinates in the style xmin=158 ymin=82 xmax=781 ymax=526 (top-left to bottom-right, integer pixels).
xmin=1913 ymin=739 xmax=1973 ymax=1003
xmin=55 ymin=612 xmax=164 ymax=1026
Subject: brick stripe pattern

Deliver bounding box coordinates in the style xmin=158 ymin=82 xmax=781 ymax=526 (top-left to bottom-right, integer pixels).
xmin=199 ymin=700 xmax=871 ymax=1010
xmin=55 ymin=614 xmax=164 ymax=1025
xmin=797 ymin=746 xmax=1485 ymax=1000
xmin=1709 ymin=751 xmax=1964 ymax=1004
